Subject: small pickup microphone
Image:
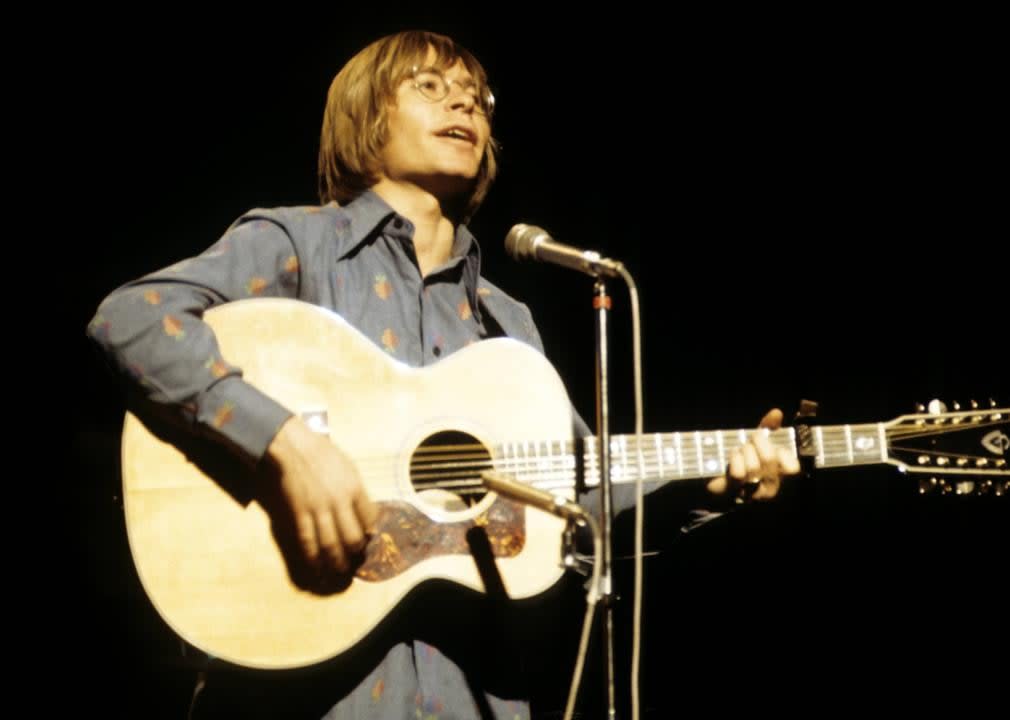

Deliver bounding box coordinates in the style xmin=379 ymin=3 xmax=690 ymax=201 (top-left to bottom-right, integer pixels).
xmin=481 ymin=470 xmax=587 ymax=522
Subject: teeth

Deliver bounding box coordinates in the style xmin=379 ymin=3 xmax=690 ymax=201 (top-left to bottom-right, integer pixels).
xmin=444 ymin=129 xmax=468 ymax=140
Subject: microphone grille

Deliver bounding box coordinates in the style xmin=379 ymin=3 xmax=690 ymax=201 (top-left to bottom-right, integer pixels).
xmin=504 ymin=223 xmax=546 ymax=261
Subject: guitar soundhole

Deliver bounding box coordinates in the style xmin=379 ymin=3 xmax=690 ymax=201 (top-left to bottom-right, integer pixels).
xmin=410 ymin=430 xmax=492 ymax=510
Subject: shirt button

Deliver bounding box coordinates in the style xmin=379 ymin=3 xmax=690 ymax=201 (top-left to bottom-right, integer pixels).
xmin=433 ymin=345 xmax=442 ymax=357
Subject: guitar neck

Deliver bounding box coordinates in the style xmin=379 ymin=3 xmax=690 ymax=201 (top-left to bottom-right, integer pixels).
xmin=496 ymin=423 xmax=888 ymax=491
xmin=580 ymin=423 xmax=888 ymax=487
xmin=496 ymin=406 xmax=1007 ymax=494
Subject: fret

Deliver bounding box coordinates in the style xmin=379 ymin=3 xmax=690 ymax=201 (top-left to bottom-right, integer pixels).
xmin=702 ymin=432 xmax=719 ymax=475
xmin=716 ymin=431 xmax=726 ymax=471
xmin=662 ymin=442 xmax=677 ymax=474
xmin=674 ymin=433 xmax=684 ymax=477
xmin=694 ymin=431 xmax=703 ymax=477
xmin=655 ymin=434 xmax=664 ymax=479
xmin=809 ymin=423 xmax=888 ymax=469
xmin=850 ymin=423 xmax=886 ymax=466
xmin=561 ymin=439 xmax=577 ymax=472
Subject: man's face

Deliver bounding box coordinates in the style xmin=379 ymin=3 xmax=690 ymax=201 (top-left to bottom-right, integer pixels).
xmin=378 ymin=49 xmax=491 ymax=199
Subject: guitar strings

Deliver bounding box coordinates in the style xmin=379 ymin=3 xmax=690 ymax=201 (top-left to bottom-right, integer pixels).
xmin=345 ymin=416 xmax=1009 ymax=491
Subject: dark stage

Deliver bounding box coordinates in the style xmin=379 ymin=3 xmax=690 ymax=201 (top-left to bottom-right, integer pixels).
xmin=65 ymin=9 xmax=1005 ymax=718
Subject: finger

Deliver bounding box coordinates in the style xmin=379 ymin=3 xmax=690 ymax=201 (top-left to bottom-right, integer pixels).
xmin=316 ymin=510 xmax=349 ymax=572
xmin=354 ymin=489 xmax=380 ymax=535
xmin=752 ymin=428 xmax=777 ymax=467
xmin=709 ymin=449 xmax=746 ymax=493
xmin=335 ymin=498 xmax=366 ymax=555
xmin=752 ymin=474 xmax=781 ymax=500
xmin=742 ymin=443 xmax=761 ymax=479
xmin=707 ymin=475 xmax=729 ymax=495
xmin=724 ymin=449 xmax=745 ymax=482
xmin=296 ymin=513 xmax=320 ymax=565
xmin=778 ymin=446 xmax=801 ymax=476
xmin=315 ymin=508 xmax=339 ymax=550
xmin=759 ymin=408 xmax=784 ymax=430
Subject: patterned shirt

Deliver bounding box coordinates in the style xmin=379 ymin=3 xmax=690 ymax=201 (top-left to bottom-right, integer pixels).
xmin=87 ymin=190 xmax=576 ymax=719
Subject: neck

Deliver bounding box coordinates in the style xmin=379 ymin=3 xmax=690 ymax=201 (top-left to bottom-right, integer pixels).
xmin=371 ymin=180 xmax=459 ymax=276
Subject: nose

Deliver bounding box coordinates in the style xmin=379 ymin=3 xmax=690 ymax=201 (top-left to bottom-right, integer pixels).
xmin=445 ymin=81 xmax=477 ymax=113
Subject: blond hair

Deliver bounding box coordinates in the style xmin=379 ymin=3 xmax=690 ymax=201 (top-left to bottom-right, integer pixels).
xmin=318 ymin=30 xmax=498 ymax=221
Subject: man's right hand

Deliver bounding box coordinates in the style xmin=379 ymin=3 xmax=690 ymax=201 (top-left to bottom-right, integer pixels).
xmin=263 ymin=416 xmax=379 ymax=578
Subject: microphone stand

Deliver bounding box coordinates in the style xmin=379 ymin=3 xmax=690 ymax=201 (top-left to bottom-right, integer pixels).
xmin=592 ymin=278 xmax=618 ymax=719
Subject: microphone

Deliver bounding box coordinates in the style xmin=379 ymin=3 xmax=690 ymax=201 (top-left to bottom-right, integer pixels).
xmin=481 ymin=470 xmax=587 ymax=522
xmin=505 ymin=224 xmax=624 ymax=278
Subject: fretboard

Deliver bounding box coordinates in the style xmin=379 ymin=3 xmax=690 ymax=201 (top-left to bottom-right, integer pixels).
xmin=494 ymin=423 xmax=889 ymax=490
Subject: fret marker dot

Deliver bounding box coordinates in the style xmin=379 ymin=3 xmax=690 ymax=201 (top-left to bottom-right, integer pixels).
xmin=855 ymin=437 xmax=875 ymax=451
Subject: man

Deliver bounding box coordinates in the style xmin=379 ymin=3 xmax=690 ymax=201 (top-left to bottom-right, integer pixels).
xmin=87 ymin=30 xmax=798 ymax=718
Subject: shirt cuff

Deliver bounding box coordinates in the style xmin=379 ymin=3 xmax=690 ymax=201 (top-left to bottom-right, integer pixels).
xmin=196 ymin=376 xmax=293 ymax=466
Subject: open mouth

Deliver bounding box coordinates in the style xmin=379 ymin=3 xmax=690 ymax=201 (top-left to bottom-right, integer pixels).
xmin=436 ymin=126 xmax=477 ymax=144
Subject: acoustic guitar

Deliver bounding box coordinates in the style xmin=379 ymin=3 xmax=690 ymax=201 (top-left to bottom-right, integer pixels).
xmin=121 ymin=298 xmax=1008 ymax=669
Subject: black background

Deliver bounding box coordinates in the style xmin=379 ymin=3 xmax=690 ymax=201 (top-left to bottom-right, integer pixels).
xmin=64 ymin=8 xmax=1005 ymax=718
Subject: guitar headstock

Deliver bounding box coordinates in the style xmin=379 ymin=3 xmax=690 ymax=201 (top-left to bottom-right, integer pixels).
xmin=885 ymin=399 xmax=1008 ymax=496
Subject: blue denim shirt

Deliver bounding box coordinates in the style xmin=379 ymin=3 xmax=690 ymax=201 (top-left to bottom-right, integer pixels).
xmin=87 ymin=190 xmax=582 ymax=718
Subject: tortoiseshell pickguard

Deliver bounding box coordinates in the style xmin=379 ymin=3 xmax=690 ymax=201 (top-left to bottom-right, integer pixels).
xmin=355 ymin=498 xmax=526 ymax=581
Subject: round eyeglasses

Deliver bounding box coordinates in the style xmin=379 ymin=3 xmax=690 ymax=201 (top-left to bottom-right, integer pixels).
xmin=409 ymin=65 xmax=495 ymax=118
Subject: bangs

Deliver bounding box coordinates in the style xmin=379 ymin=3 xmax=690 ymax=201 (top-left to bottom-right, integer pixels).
xmin=377 ymin=31 xmax=489 ymax=96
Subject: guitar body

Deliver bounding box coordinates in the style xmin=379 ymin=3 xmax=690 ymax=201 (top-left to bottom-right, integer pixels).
xmin=122 ymin=298 xmax=574 ymax=670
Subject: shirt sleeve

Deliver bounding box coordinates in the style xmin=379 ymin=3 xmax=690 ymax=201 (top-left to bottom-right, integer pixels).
xmin=86 ymin=216 xmax=301 ymax=467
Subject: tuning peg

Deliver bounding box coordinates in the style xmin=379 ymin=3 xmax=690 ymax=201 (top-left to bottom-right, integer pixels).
xmin=918 ymin=455 xmax=931 ymax=465
xmin=975 ymin=458 xmax=989 ymax=468
xmin=928 ymin=399 xmax=947 ymax=415
xmin=915 ymin=403 xmax=926 ymax=413
xmin=989 ymin=399 xmax=997 ymax=408
xmin=952 ymin=401 xmax=961 ymax=411
xmin=955 ymin=481 xmax=976 ymax=496
xmin=970 ymin=399 xmax=979 ymax=409
xmin=936 ymin=457 xmax=949 ymax=466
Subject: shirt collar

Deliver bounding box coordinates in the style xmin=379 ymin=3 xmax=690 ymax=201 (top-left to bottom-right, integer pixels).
xmin=335 ymin=190 xmax=484 ymax=325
